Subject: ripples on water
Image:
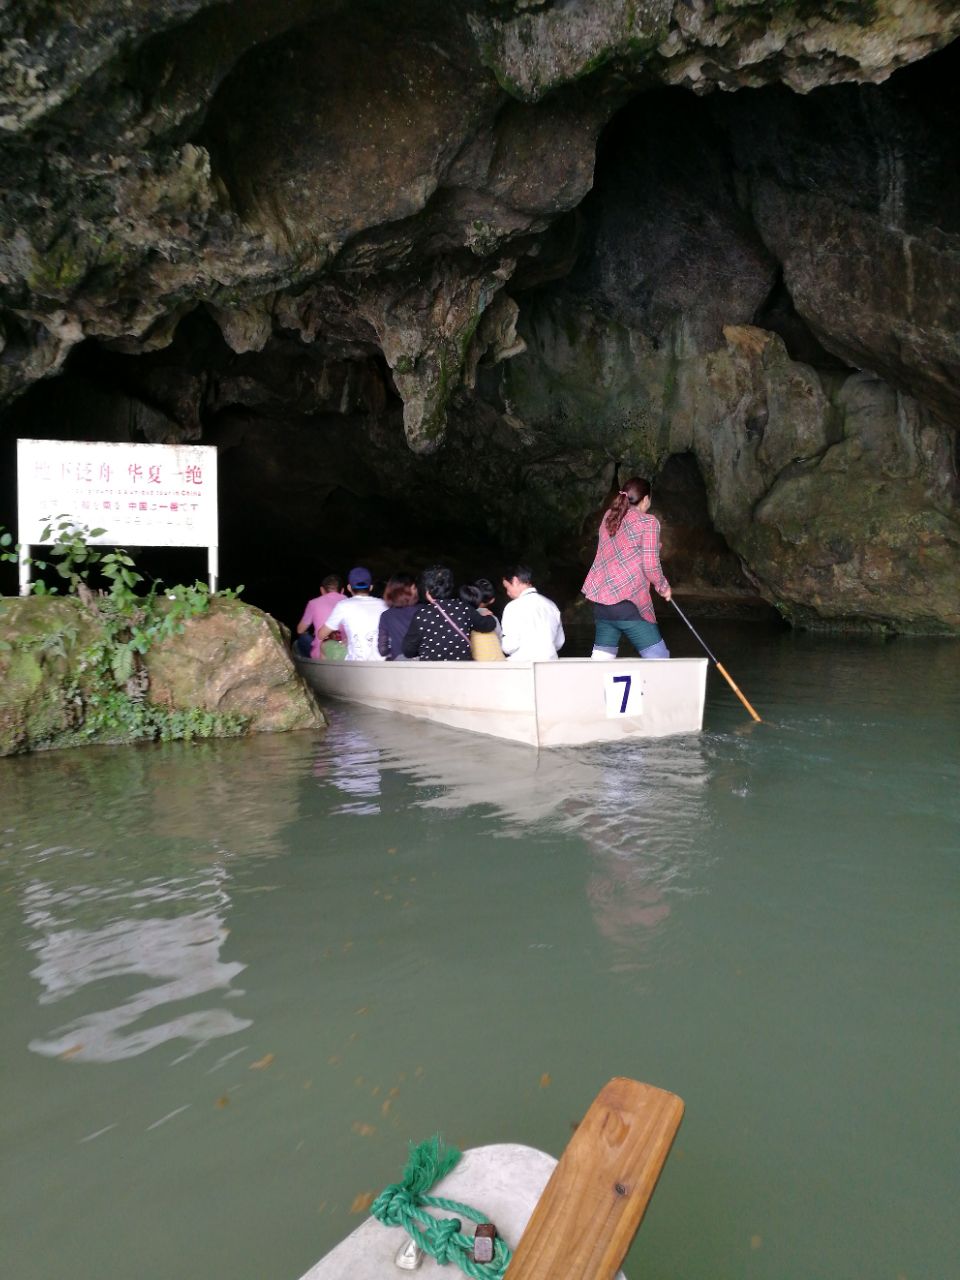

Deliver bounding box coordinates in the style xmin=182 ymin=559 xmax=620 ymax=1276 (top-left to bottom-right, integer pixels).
xmin=0 ymin=626 xmax=957 ymax=1280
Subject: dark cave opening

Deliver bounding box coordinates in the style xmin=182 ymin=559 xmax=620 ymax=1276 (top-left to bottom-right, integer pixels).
xmin=751 ymin=271 xmax=851 ymax=372
xmin=0 ymin=308 xmax=515 ymax=625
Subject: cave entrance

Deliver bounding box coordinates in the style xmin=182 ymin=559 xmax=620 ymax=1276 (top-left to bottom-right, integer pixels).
xmin=0 ymin=317 xmax=514 ymax=627
xmin=653 ymin=453 xmax=774 ymax=619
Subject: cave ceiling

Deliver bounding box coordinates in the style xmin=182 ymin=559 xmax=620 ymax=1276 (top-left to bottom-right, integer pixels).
xmin=0 ymin=0 xmax=958 ymax=632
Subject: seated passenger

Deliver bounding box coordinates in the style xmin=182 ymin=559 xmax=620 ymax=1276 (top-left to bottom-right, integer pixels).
xmin=316 ymin=566 xmax=387 ymax=661
xmin=296 ymin=574 xmax=345 ymax=659
xmin=473 ymin=579 xmax=503 ymax=640
xmin=378 ymin=572 xmax=419 ymax=660
xmin=459 ymin=582 xmax=505 ymax=661
xmin=402 ymin=565 xmax=497 ymax=661
xmin=500 ymin=564 xmax=565 ymax=661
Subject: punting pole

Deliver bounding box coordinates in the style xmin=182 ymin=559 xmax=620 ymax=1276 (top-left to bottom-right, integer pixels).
xmin=669 ymin=598 xmax=762 ymax=723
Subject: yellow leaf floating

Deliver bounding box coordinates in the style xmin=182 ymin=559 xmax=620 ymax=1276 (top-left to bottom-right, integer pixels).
xmin=215 ymin=1096 xmax=230 ymax=1109
xmin=750 ymin=1235 xmax=763 ymax=1250
xmin=249 ymin=1053 xmax=275 ymax=1071
xmin=352 ymin=1121 xmax=376 ymax=1137
xmin=539 ymin=1073 xmax=552 ymax=1089
xmin=350 ymin=1192 xmax=374 ymax=1214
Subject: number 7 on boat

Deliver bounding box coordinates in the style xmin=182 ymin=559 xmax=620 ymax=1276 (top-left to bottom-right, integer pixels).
xmin=604 ymin=673 xmax=641 ymax=718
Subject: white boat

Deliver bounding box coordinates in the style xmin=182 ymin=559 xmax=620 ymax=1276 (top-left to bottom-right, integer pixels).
xmin=300 ymin=1077 xmax=683 ymax=1279
xmin=296 ymin=656 xmax=707 ymax=747
xmin=300 ymin=1144 xmax=584 ymax=1280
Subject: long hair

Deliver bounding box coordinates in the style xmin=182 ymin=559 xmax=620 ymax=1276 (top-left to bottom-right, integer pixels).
xmin=604 ymin=477 xmax=651 ymax=537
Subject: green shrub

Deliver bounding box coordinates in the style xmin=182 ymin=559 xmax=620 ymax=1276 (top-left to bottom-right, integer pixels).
xmin=1 ymin=517 xmax=249 ymax=746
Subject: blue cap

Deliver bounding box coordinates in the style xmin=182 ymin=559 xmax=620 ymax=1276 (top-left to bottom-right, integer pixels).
xmin=348 ymin=566 xmax=371 ymax=589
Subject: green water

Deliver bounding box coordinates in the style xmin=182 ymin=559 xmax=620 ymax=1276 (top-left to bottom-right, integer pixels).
xmin=1 ymin=626 xmax=957 ymax=1280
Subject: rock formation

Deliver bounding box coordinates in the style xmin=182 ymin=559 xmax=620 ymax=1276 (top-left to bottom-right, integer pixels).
xmin=0 ymin=1 xmax=958 ymax=631
xmin=0 ymin=596 xmax=324 ymax=755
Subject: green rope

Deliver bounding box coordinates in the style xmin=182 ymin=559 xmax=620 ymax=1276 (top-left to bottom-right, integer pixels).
xmin=370 ymin=1135 xmax=513 ymax=1277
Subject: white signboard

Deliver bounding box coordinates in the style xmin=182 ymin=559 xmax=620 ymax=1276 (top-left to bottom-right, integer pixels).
xmin=604 ymin=671 xmax=643 ymax=718
xmin=17 ymin=439 xmax=217 ymax=546
xmin=16 ymin=439 xmax=219 ymax=593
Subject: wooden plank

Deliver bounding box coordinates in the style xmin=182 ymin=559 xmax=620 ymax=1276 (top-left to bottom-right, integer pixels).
xmin=503 ymin=1077 xmax=684 ymax=1280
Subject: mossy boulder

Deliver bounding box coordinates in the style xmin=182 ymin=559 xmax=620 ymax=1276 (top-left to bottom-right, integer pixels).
xmin=0 ymin=597 xmax=100 ymax=754
xmin=146 ymin=598 xmax=325 ymax=733
xmin=0 ymin=596 xmax=324 ymax=757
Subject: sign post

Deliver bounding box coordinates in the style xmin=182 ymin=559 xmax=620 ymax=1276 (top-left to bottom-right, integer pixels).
xmin=16 ymin=439 xmax=219 ymax=594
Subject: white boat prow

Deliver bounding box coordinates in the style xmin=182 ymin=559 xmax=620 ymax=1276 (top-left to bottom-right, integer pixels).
xmin=299 ymin=1143 xmax=627 ymax=1279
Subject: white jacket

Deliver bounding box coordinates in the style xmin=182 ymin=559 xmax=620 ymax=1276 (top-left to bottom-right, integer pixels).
xmin=500 ymin=588 xmax=565 ymax=661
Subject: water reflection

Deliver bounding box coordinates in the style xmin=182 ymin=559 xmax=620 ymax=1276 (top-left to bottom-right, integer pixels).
xmin=23 ymin=868 xmax=250 ymax=1063
xmin=0 ymin=735 xmax=301 ymax=858
xmin=1 ymin=707 xmax=711 ymax=1064
xmin=314 ymin=707 xmax=711 ymax=969
xmin=0 ymin=739 xmax=303 ymax=1066
xmin=312 ymin=737 xmax=384 ymax=815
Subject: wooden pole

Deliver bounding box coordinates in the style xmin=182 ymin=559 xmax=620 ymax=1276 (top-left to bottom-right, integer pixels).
xmin=669 ymin=599 xmax=762 ymax=723
xmin=714 ymin=661 xmax=763 ymax=723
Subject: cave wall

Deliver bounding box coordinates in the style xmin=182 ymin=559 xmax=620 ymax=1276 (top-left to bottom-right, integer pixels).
xmin=497 ymin=72 xmax=960 ymax=630
xmin=1 ymin=1 xmax=958 ymax=631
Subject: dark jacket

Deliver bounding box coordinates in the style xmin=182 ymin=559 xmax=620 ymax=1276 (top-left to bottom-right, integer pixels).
xmin=402 ymin=599 xmax=497 ymax=661
xmin=378 ymin=605 xmax=418 ymax=659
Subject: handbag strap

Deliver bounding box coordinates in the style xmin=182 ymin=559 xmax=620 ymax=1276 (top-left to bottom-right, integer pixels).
xmin=431 ymin=600 xmax=470 ymax=643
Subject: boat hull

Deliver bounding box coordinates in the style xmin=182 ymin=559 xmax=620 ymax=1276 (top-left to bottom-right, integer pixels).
xmin=296 ymin=656 xmax=707 ymax=746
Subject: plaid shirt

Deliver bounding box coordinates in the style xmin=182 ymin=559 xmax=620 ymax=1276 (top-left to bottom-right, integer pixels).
xmin=581 ymin=509 xmax=670 ymax=623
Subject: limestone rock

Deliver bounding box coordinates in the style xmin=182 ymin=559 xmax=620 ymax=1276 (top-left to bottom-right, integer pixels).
xmin=717 ymin=69 xmax=960 ymax=421
xmin=1 ymin=2 xmax=959 ymax=631
xmin=146 ymin=599 xmax=325 ymax=732
xmin=0 ymin=597 xmax=98 ymax=755
xmin=473 ymin=0 xmax=960 ymax=100
xmin=0 ymin=596 xmax=324 ymax=756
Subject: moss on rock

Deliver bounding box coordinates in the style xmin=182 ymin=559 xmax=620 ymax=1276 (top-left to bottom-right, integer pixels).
xmin=0 ymin=596 xmax=324 ymax=757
